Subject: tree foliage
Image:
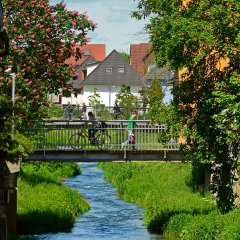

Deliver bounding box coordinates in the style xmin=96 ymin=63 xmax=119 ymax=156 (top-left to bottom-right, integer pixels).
xmin=0 ymin=0 xmax=95 ymax=123
xmin=119 ymin=51 xmax=130 ymax=63
xmin=133 ymin=0 xmax=240 ymax=213
xmin=115 ymin=84 xmax=140 ymax=118
xmin=0 ymin=0 xmax=96 ymax=161
xmin=87 ymin=87 xmax=103 ymax=106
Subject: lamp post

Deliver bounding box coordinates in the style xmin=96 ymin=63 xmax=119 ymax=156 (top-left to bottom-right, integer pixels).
xmin=11 ymin=72 xmax=16 ymax=108
xmin=5 ymin=68 xmax=16 ymax=134
xmin=10 ymin=73 xmax=16 ymax=134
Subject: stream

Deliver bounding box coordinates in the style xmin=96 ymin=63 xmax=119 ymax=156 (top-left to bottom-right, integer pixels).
xmin=18 ymin=163 xmax=164 ymax=240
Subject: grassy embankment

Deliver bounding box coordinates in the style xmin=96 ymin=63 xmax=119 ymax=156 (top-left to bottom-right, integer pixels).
xmin=99 ymin=162 xmax=240 ymax=240
xmin=17 ymin=162 xmax=90 ymax=234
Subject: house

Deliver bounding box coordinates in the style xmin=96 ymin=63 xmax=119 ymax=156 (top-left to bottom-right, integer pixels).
xmin=65 ymin=43 xmax=106 ymax=66
xmin=130 ymin=43 xmax=177 ymax=103
xmin=55 ymin=44 xmax=106 ymax=105
xmin=130 ymin=43 xmax=151 ymax=76
xmin=66 ymin=50 xmax=142 ymax=107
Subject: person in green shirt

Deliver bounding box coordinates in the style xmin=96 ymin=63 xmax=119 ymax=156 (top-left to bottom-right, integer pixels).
xmin=121 ymin=110 xmax=138 ymax=150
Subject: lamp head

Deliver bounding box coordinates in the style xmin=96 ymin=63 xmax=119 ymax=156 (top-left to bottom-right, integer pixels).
xmin=4 ymin=68 xmax=12 ymax=74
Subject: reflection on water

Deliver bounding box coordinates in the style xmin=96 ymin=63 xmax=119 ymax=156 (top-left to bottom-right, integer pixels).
xmin=18 ymin=163 xmax=163 ymax=240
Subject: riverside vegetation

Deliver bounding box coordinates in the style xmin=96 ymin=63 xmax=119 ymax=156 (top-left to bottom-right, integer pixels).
xmin=17 ymin=162 xmax=90 ymax=234
xmin=99 ymin=162 xmax=240 ymax=240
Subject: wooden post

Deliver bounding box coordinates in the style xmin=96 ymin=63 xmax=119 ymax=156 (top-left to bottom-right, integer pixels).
xmin=0 ymin=160 xmax=20 ymax=240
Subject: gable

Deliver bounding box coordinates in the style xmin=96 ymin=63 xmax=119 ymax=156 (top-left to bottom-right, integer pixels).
xmin=81 ymin=50 xmax=142 ymax=86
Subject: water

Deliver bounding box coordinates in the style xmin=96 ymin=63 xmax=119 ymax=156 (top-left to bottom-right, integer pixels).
xmin=19 ymin=163 xmax=163 ymax=240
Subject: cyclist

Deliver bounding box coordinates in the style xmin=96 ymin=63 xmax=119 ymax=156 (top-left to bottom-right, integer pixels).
xmin=88 ymin=111 xmax=98 ymax=144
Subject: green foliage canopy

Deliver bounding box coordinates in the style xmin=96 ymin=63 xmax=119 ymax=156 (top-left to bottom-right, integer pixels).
xmin=133 ymin=0 xmax=240 ymax=213
xmin=1 ymin=0 xmax=96 ymax=123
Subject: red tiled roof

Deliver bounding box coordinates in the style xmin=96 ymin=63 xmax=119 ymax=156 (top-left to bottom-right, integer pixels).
xmin=130 ymin=43 xmax=151 ymax=76
xmin=65 ymin=43 xmax=106 ymax=65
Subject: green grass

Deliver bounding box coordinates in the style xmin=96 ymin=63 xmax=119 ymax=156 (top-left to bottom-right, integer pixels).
xmin=99 ymin=162 xmax=240 ymax=239
xmin=99 ymin=162 xmax=215 ymax=234
xmin=17 ymin=162 xmax=90 ymax=234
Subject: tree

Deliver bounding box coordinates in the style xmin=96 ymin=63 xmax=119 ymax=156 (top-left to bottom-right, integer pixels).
xmin=0 ymin=0 xmax=95 ymax=123
xmin=119 ymin=51 xmax=130 ymax=63
xmin=115 ymin=84 xmax=140 ymax=118
xmin=88 ymin=87 xmax=102 ymax=107
xmin=0 ymin=0 xmax=96 ymax=161
xmin=133 ymin=0 xmax=240 ymax=213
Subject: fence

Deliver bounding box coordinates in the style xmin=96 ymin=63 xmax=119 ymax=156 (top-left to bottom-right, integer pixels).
xmin=46 ymin=105 xmax=149 ymax=121
xmin=22 ymin=120 xmax=179 ymax=151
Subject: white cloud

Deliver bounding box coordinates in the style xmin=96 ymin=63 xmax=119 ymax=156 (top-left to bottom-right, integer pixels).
xmin=50 ymin=0 xmax=149 ymax=54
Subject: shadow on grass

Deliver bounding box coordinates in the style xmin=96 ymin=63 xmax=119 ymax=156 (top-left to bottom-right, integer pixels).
xmin=17 ymin=210 xmax=73 ymax=234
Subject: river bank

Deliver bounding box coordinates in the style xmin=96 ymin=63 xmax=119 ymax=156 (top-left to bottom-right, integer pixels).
xmin=99 ymin=162 xmax=240 ymax=239
xmin=17 ymin=162 xmax=163 ymax=240
xmin=17 ymin=162 xmax=90 ymax=234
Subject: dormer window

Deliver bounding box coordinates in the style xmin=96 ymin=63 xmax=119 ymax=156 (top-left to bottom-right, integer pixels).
xmin=117 ymin=66 xmax=125 ymax=73
xmin=83 ymin=49 xmax=90 ymax=56
xmin=106 ymin=67 xmax=112 ymax=74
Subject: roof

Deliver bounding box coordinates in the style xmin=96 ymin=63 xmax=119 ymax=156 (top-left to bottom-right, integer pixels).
xmin=80 ymin=50 xmax=142 ymax=86
xmin=130 ymin=43 xmax=151 ymax=76
xmin=65 ymin=43 xmax=106 ymax=65
xmin=71 ymin=55 xmax=98 ymax=89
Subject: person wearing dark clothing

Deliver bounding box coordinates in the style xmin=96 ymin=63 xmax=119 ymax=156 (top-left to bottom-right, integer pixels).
xmin=82 ymin=103 xmax=86 ymax=113
xmin=81 ymin=103 xmax=87 ymax=119
xmin=113 ymin=102 xmax=121 ymax=119
xmin=65 ymin=101 xmax=73 ymax=120
xmin=88 ymin=111 xmax=97 ymax=144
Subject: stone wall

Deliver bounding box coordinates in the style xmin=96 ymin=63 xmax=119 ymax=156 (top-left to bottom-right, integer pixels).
xmin=0 ymin=162 xmax=18 ymax=240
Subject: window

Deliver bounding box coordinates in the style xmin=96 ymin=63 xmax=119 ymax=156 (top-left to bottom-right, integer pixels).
xmin=82 ymin=70 xmax=87 ymax=80
xmin=106 ymin=67 xmax=112 ymax=74
xmin=117 ymin=66 xmax=125 ymax=73
xmin=83 ymin=49 xmax=90 ymax=56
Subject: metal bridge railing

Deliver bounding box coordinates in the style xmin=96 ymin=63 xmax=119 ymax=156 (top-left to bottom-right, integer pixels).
xmin=22 ymin=120 xmax=179 ymax=151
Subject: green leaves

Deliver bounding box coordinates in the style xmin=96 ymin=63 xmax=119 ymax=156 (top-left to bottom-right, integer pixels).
xmin=134 ymin=0 xmax=240 ymax=213
xmin=0 ymin=0 xmax=96 ymax=123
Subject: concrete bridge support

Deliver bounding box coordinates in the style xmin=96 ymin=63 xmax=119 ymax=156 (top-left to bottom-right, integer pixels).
xmin=0 ymin=161 xmax=20 ymax=240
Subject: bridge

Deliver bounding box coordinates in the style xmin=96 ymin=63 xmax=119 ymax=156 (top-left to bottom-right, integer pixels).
xmin=22 ymin=120 xmax=182 ymax=162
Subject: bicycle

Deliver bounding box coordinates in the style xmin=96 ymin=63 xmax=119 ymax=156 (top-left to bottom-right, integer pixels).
xmin=69 ymin=122 xmax=111 ymax=150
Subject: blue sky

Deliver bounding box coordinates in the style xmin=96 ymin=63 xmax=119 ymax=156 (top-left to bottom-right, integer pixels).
xmin=50 ymin=0 xmax=149 ymax=54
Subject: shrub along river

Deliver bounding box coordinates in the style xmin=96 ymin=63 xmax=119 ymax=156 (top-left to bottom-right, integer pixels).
xmin=19 ymin=163 xmax=164 ymax=240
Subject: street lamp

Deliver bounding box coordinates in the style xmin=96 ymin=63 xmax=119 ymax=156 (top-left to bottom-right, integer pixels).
xmin=5 ymin=68 xmax=16 ymax=134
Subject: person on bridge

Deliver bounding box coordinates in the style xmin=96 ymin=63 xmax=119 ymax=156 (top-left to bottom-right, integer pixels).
xmin=113 ymin=101 xmax=121 ymax=119
xmin=88 ymin=111 xmax=98 ymax=145
xmin=81 ymin=103 xmax=87 ymax=120
xmin=121 ymin=110 xmax=138 ymax=150
xmin=65 ymin=101 xmax=73 ymax=120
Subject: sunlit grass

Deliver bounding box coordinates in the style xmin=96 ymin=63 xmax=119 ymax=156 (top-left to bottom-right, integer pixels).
xmin=17 ymin=162 xmax=90 ymax=234
xmin=99 ymin=162 xmax=215 ymax=233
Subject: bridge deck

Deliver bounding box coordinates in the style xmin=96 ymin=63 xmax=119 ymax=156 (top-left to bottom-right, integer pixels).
xmin=25 ymin=149 xmax=182 ymax=162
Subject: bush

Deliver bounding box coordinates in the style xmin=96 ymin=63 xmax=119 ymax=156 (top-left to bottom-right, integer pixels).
xmin=164 ymin=213 xmax=194 ymax=239
xmin=180 ymin=211 xmax=224 ymax=240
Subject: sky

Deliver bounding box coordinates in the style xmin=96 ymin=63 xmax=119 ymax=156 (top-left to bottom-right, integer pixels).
xmin=50 ymin=0 xmax=149 ymax=54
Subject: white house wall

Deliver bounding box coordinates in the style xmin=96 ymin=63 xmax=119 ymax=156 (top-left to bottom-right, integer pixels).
xmin=81 ymin=85 xmax=141 ymax=107
xmin=87 ymin=64 xmax=98 ymax=75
